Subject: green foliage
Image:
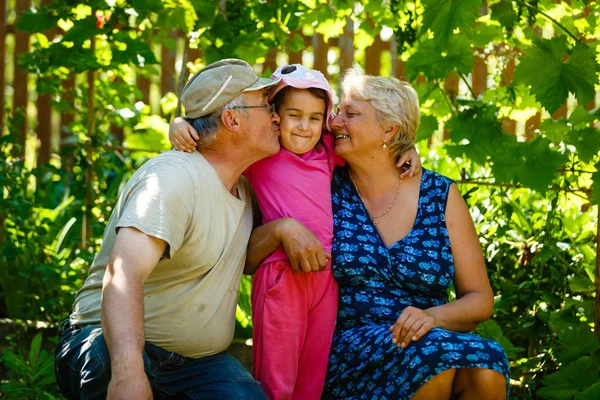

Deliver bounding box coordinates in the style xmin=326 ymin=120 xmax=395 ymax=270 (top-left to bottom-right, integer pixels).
xmin=5 ymin=0 xmax=600 ymax=398
xmin=515 ymin=37 xmax=598 ymax=114
xmin=1 ymin=334 xmax=59 ymax=399
xmin=421 ymin=0 xmax=480 ymax=45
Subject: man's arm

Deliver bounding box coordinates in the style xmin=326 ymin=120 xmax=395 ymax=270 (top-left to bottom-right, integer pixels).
xmin=101 ymin=227 xmax=167 ymax=400
xmin=244 ymin=218 xmax=330 ymax=275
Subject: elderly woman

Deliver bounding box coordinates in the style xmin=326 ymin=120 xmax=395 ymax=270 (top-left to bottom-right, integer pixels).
xmin=319 ymin=71 xmax=510 ymax=399
xmin=248 ymin=70 xmax=509 ymax=399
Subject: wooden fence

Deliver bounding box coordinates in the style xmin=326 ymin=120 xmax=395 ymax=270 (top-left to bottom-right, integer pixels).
xmin=0 ymin=1 xmax=597 ymax=167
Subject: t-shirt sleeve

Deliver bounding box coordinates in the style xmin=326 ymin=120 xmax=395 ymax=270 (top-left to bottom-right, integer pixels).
xmin=116 ymin=161 xmax=194 ymax=259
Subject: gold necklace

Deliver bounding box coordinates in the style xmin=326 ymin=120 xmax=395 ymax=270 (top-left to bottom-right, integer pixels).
xmin=350 ymin=172 xmax=402 ymax=226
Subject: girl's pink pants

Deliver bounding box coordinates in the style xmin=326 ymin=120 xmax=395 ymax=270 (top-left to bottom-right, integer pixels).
xmin=251 ymin=259 xmax=338 ymax=400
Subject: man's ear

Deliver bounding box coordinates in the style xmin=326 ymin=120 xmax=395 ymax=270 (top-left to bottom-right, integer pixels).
xmin=383 ymin=124 xmax=399 ymax=143
xmin=221 ymin=109 xmax=241 ymax=132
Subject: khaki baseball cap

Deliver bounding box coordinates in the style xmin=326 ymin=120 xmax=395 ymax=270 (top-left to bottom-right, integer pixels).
xmin=181 ymin=59 xmax=281 ymax=118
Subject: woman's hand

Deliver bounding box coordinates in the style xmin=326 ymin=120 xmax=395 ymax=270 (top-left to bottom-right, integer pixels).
xmin=396 ymin=147 xmax=421 ymax=179
xmin=169 ymin=117 xmax=199 ymax=152
xmin=389 ymin=306 xmax=438 ymax=348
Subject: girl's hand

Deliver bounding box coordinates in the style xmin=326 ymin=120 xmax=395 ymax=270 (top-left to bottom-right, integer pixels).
xmin=169 ymin=117 xmax=199 ymax=153
xmin=397 ymin=147 xmax=421 ymax=179
xmin=389 ymin=306 xmax=438 ymax=348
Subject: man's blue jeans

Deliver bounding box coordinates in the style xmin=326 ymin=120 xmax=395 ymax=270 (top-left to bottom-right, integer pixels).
xmin=54 ymin=322 xmax=266 ymax=399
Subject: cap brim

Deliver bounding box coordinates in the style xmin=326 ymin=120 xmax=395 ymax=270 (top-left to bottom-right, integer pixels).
xmin=242 ymin=77 xmax=281 ymax=92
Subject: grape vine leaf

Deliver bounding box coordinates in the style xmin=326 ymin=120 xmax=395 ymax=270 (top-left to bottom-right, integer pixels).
xmin=515 ymin=37 xmax=599 ymax=114
xmin=406 ymin=35 xmax=473 ymax=80
xmin=15 ymin=8 xmax=59 ymax=33
xmin=421 ymin=0 xmax=480 ymax=45
xmin=490 ymin=1 xmax=518 ymax=32
xmin=491 ymin=138 xmax=568 ymax=193
xmin=565 ymin=127 xmax=600 ymax=163
xmin=132 ymin=0 xmax=164 ymax=13
xmin=62 ymin=16 xmax=101 ymax=44
xmin=536 ymin=356 xmax=599 ymax=400
xmin=416 ymin=115 xmax=438 ymax=142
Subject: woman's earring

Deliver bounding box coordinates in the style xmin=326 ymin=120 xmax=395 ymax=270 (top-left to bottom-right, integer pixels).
xmin=382 ymin=143 xmax=388 ymax=150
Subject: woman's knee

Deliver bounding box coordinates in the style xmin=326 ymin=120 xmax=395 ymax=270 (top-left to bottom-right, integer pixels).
xmin=411 ymin=368 xmax=455 ymax=400
xmin=453 ymin=368 xmax=506 ymax=397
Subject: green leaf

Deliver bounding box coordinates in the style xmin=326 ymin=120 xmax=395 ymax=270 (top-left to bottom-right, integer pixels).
xmin=406 ymin=35 xmax=473 ymax=80
xmin=565 ymin=127 xmax=600 ymax=162
xmin=465 ymin=23 xmax=504 ymax=48
xmin=576 ymin=382 xmax=600 ymax=400
xmin=416 ymin=115 xmax=438 ymax=142
xmin=556 ymin=323 xmax=599 ymax=364
xmin=132 ymin=0 xmax=164 ymax=13
xmin=62 ymin=16 xmax=101 ymax=44
xmin=492 ymin=137 xmax=568 ymax=193
xmin=490 ymin=1 xmax=518 ymax=31
xmin=569 ymin=106 xmax=599 ymax=128
xmin=536 ymin=356 xmax=600 ymax=399
xmin=540 ymin=118 xmax=569 ymax=143
xmin=15 ymin=8 xmax=59 ymax=33
xmin=287 ymin=34 xmax=306 ymax=54
xmin=422 ymin=0 xmax=481 ymax=45
xmin=568 ymin=275 xmax=595 ymax=294
xmin=29 ymin=333 xmax=42 ymax=368
xmin=515 ymin=37 xmax=599 ymax=114
xmin=475 ymin=319 xmax=520 ymax=358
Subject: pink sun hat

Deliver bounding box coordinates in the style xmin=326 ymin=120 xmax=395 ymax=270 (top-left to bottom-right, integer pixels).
xmin=270 ymin=64 xmax=335 ymax=130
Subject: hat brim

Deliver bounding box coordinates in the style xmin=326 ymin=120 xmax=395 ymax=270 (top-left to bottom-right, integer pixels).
xmin=242 ymin=77 xmax=281 ymax=93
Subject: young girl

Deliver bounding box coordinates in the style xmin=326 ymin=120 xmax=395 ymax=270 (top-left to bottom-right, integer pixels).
xmin=169 ymin=64 xmax=420 ymax=400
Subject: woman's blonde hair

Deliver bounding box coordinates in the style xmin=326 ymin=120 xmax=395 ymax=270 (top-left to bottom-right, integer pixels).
xmin=341 ymin=69 xmax=420 ymax=159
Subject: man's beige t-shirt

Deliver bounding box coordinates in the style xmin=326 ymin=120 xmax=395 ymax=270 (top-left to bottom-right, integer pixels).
xmin=70 ymin=151 xmax=254 ymax=359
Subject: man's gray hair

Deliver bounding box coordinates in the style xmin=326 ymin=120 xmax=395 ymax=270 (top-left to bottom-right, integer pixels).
xmin=188 ymin=94 xmax=249 ymax=148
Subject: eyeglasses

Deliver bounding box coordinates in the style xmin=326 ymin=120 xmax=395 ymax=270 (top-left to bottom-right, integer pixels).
xmin=232 ymin=104 xmax=276 ymax=116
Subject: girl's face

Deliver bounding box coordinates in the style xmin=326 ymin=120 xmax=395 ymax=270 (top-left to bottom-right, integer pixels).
xmin=277 ymin=88 xmax=326 ymax=155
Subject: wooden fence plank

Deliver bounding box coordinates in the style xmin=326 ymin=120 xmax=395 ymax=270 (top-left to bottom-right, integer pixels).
xmin=13 ymin=0 xmax=31 ymax=151
xmin=36 ymin=0 xmax=57 ymax=165
xmin=472 ymin=50 xmax=487 ymax=97
xmin=137 ymin=73 xmax=151 ymax=104
xmin=444 ymin=72 xmax=460 ymax=140
xmin=36 ymin=85 xmax=51 ymax=165
xmin=339 ymin=17 xmax=354 ymax=75
xmin=60 ymin=74 xmax=75 ymax=143
xmin=501 ymin=57 xmax=516 ymax=134
xmin=365 ymin=35 xmax=382 ymax=76
xmin=312 ymin=33 xmax=329 ymax=80
xmin=0 ymin=0 xmax=7 ymax=133
xmin=263 ymin=47 xmax=278 ymax=76
xmin=287 ymin=29 xmax=303 ymax=65
xmin=161 ymin=32 xmax=177 ymax=99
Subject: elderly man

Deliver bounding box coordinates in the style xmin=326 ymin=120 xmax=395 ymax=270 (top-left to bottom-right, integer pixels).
xmin=55 ymin=59 xmax=280 ymax=399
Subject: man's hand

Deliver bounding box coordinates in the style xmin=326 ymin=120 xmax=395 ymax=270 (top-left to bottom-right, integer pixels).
xmin=276 ymin=219 xmax=331 ymax=274
xmin=107 ymin=368 xmax=152 ymax=400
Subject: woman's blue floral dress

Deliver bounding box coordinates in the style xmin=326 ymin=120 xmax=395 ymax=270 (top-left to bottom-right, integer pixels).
xmin=323 ymin=167 xmax=510 ymax=399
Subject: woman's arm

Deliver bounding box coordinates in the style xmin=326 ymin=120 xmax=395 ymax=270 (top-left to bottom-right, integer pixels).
xmin=244 ymin=218 xmax=331 ymax=275
xmin=390 ymin=183 xmax=493 ymax=347
xmin=428 ymin=183 xmax=494 ymax=329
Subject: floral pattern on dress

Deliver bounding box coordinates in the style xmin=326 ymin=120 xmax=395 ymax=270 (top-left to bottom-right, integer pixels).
xmin=323 ymin=167 xmax=510 ymax=400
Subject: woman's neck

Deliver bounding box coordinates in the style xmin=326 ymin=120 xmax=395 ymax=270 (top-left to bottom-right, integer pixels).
xmin=346 ymin=155 xmax=400 ymax=197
